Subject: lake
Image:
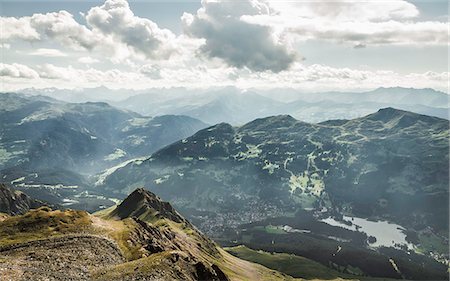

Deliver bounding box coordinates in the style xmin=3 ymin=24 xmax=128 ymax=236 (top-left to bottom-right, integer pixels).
xmin=321 ymin=215 xmax=413 ymax=249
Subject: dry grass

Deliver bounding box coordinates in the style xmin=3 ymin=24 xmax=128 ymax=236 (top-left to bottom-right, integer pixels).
xmin=0 ymin=207 xmax=92 ymax=246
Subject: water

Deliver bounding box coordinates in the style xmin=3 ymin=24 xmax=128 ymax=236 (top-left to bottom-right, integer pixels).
xmin=321 ymin=215 xmax=413 ymax=249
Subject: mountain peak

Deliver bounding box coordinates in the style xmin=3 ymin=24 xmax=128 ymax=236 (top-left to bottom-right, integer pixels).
xmin=113 ymin=188 xmax=185 ymax=223
xmin=378 ymin=106 xmax=405 ymax=114
xmin=367 ymin=107 xmax=408 ymax=121
xmin=364 ymin=107 xmax=446 ymax=127
xmin=240 ymin=114 xmax=298 ymax=131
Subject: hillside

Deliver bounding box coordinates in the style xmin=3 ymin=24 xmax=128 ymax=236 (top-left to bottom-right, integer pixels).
xmin=0 ymin=93 xmax=208 ymax=211
xmin=97 ymin=108 xmax=449 ymax=278
xmin=0 ymin=188 xmax=302 ymax=281
xmin=0 ymin=183 xmax=45 ymax=215
xmin=99 ymin=108 xmax=448 ymax=233
xmin=0 ymin=93 xmax=208 ymax=174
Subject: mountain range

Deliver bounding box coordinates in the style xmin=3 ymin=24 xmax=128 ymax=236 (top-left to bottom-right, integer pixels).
xmin=96 ymin=107 xmax=449 ymax=278
xmin=19 ymin=86 xmax=449 ymax=125
xmin=1 ymin=90 xmax=448 ymax=279
xmin=0 ymin=93 xmax=207 ymax=211
xmin=114 ymin=86 xmax=449 ymax=124
xmin=98 ymin=108 xmax=448 ymax=232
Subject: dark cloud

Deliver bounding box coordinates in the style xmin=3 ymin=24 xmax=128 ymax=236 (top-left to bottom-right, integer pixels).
xmin=182 ymin=0 xmax=296 ymax=73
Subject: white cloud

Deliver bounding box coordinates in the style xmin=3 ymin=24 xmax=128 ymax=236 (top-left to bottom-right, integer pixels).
xmin=1 ymin=62 xmax=448 ymax=94
xmin=243 ymin=0 xmax=448 ymax=47
xmin=78 ymin=56 xmax=100 ymax=64
xmin=31 ymin=11 xmax=102 ymax=50
xmin=0 ymin=63 xmax=39 ymax=79
xmin=237 ymin=63 xmax=450 ymax=92
xmin=139 ymin=64 xmax=162 ymax=79
xmin=0 ymin=0 xmax=447 ymax=93
xmin=182 ymin=0 xmax=296 ymax=72
xmin=1 ymin=0 xmax=176 ymax=62
xmin=85 ymin=0 xmax=176 ymax=59
xmin=269 ymin=0 xmax=419 ymax=22
xmin=0 ymin=17 xmax=40 ymax=41
xmin=29 ymin=48 xmax=67 ymax=57
xmin=35 ymin=64 xmax=140 ymax=84
xmin=250 ymin=17 xmax=449 ymax=46
xmin=1 ymin=11 xmax=103 ymax=51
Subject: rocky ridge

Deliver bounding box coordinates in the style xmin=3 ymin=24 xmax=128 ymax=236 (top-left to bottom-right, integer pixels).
xmin=0 ymin=188 xmax=296 ymax=281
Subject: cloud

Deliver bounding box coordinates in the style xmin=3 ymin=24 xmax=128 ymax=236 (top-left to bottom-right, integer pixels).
xmin=1 ymin=61 xmax=447 ymax=94
xmin=0 ymin=11 xmax=102 ymax=50
xmin=0 ymin=63 xmax=138 ymax=84
xmin=182 ymin=0 xmax=296 ymax=72
xmin=139 ymin=64 xmax=162 ymax=79
xmin=285 ymin=19 xmax=449 ymax=46
xmin=29 ymin=48 xmax=67 ymax=57
xmin=238 ymin=63 xmax=450 ymax=92
xmin=31 ymin=11 xmax=102 ymax=50
xmin=0 ymin=0 xmax=447 ymax=93
xmin=85 ymin=0 xmax=176 ymax=59
xmin=0 ymin=63 xmax=40 ymax=79
xmin=77 ymin=56 xmax=100 ymax=64
xmin=35 ymin=64 xmax=136 ymax=83
xmin=269 ymin=0 xmax=419 ymax=22
xmin=1 ymin=0 xmax=176 ymax=61
xmin=244 ymin=0 xmax=448 ymax=46
xmin=0 ymin=17 xmax=40 ymax=41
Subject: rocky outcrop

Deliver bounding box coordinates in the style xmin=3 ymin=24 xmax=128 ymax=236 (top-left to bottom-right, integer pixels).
xmin=0 ymin=183 xmax=44 ymax=215
xmin=92 ymin=250 xmax=229 ymax=281
xmin=129 ymin=217 xmax=182 ymax=254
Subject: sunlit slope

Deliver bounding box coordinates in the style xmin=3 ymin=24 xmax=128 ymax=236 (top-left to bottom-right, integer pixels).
xmin=99 ymin=108 xmax=449 ymax=235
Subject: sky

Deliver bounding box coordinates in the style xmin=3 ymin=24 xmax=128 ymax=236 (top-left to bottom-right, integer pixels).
xmin=0 ymin=0 xmax=448 ymax=92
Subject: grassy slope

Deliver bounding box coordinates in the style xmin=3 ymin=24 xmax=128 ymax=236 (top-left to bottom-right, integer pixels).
xmin=0 ymin=207 xmax=92 ymax=246
xmin=225 ymin=246 xmax=416 ymax=281
xmin=226 ymin=245 xmax=354 ymax=280
xmin=0 ymin=207 xmax=324 ymax=280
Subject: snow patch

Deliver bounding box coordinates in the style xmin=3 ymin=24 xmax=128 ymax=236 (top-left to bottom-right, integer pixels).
xmin=95 ymin=157 xmax=147 ymax=186
xmin=104 ymin=149 xmax=127 ymax=161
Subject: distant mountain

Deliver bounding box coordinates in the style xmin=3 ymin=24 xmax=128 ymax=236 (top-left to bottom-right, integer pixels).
xmin=113 ymin=87 xmax=210 ymax=115
xmin=0 ymin=183 xmax=44 ymax=215
xmin=0 ymin=188 xmax=294 ymax=280
xmin=19 ymin=86 xmax=449 ymax=125
xmin=0 ymin=93 xmax=207 ymax=210
xmin=281 ymin=100 xmax=449 ymax=122
xmin=180 ymin=90 xmax=284 ymax=125
xmin=114 ymin=86 xmax=283 ymax=125
xmin=19 ymin=86 xmax=139 ymax=103
xmin=258 ymin=86 xmax=449 ymax=107
xmin=112 ymin=86 xmax=448 ymax=125
xmin=0 ymin=93 xmax=207 ymax=174
xmin=98 ymin=108 xmax=449 ymax=236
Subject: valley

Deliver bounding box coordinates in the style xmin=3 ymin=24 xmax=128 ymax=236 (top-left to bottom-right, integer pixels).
xmin=0 ymin=89 xmax=448 ymax=280
xmin=0 ymin=93 xmax=208 ymax=211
